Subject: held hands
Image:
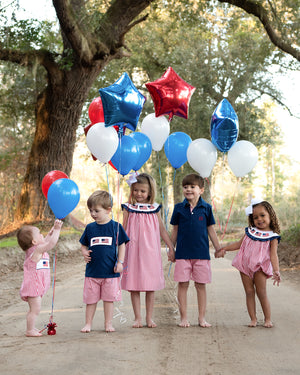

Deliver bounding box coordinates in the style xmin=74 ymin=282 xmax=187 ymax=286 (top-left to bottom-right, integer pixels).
xmin=167 ymin=248 xmax=176 ymax=263
xmin=214 ymin=248 xmax=226 ymax=258
xmin=272 ymin=271 xmax=281 ymax=286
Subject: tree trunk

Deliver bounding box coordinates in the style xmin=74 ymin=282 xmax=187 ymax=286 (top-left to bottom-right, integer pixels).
xmin=15 ymin=63 xmax=101 ymax=222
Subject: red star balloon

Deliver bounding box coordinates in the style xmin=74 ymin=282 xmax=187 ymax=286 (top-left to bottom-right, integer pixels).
xmin=146 ymin=67 xmax=196 ymax=121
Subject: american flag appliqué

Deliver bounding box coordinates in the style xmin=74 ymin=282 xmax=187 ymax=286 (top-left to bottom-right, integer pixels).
xmin=91 ymin=237 xmax=112 ymax=246
xmin=36 ymin=258 xmax=50 ymax=270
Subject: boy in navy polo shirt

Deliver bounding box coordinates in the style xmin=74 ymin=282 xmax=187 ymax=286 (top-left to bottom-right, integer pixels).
xmin=169 ymin=174 xmax=221 ymax=328
xmin=80 ymin=190 xmax=129 ymax=333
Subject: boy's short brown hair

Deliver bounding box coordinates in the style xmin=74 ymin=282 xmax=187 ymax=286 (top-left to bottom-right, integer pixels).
xmin=182 ymin=173 xmax=204 ymax=188
xmin=87 ymin=190 xmax=112 ymax=210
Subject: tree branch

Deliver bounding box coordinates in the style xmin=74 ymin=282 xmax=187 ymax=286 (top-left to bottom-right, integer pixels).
xmin=217 ymin=0 xmax=300 ymax=62
xmin=52 ymin=0 xmax=95 ymax=63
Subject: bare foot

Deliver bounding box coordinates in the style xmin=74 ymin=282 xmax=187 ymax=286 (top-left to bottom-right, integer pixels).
xmin=81 ymin=324 xmax=91 ymax=333
xmin=178 ymin=320 xmax=190 ymax=328
xmin=132 ymin=320 xmax=143 ymax=328
xmin=264 ymin=320 xmax=273 ymax=328
xmin=105 ymin=323 xmax=115 ymax=333
xmin=26 ymin=330 xmax=42 ymax=337
xmin=248 ymin=320 xmax=257 ymax=327
xmin=147 ymin=320 xmax=157 ymax=328
xmin=198 ymin=320 xmax=211 ymax=328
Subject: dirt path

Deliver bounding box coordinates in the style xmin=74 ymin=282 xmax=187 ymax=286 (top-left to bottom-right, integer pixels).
xmin=1 ymin=250 xmax=299 ymax=375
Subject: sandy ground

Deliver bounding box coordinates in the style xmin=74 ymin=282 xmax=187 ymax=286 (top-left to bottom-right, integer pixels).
xmin=1 ymin=242 xmax=300 ymax=375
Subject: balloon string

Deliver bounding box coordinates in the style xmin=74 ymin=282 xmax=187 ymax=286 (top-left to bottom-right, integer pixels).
xmin=157 ymin=152 xmax=168 ymax=226
xmin=50 ymin=249 xmax=57 ymax=323
xmin=220 ymin=178 xmax=239 ymax=240
xmin=105 ymin=164 xmax=114 ymax=220
xmin=205 ymin=177 xmax=222 ymax=233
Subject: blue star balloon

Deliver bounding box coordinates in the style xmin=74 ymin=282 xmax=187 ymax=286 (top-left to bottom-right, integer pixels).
xmin=210 ymin=99 xmax=239 ymax=153
xmin=99 ymin=73 xmax=146 ymax=132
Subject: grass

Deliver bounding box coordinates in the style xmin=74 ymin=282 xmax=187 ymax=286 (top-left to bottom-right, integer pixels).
xmin=0 ymin=227 xmax=81 ymax=249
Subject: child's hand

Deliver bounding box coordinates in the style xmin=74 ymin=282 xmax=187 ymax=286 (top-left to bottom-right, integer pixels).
xmin=82 ymin=248 xmax=92 ymax=263
xmin=53 ymin=219 xmax=63 ymax=230
xmin=214 ymin=248 xmax=226 ymax=258
xmin=114 ymin=261 xmax=124 ymax=273
xmin=168 ymin=248 xmax=175 ymax=263
xmin=272 ymin=271 xmax=281 ymax=286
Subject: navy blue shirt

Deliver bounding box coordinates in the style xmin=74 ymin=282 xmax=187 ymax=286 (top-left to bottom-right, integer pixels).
xmin=170 ymin=197 xmax=215 ymax=260
xmin=79 ymin=220 xmax=129 ymax=278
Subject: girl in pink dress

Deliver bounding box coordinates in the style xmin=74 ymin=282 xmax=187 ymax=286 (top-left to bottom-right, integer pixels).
xmin=219 ymin=199 xmax=281 ymax=328
xmin=18 ymin=220 xmax=63 ymax=336
xmin=121 ymin=173 xmax=174 ymax=328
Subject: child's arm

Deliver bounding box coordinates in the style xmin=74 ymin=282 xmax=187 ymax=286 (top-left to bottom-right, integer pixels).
xmin=36 ymin=220 xmax=63 ymax=254
xmin=114 ymin=243 xmax=125 ymax=273
xmin=122 ymin=210 xmax=129 ymax=231
xmin=207 ymin=225 xmax=223 ymax=258
xmin=168 ymin=224 xmax=178 ymax=262
xmin=220 ymin=236 xmax=245 ymax=256
xmin=81 ymin=244 xmax=92 ymax=263
xmin=157 ymin=212 xmax=175 ymax=262
xmin=270 ymin=239 xmax=281 ymax=286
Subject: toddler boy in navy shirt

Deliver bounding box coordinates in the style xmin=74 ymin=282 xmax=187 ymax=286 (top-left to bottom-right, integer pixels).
xmin=80 ymin=190 xmax=129 ymax=333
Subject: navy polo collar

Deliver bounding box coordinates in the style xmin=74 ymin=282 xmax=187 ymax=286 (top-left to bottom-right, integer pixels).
xmin=183 ymin=196 xmax=204 ymax=208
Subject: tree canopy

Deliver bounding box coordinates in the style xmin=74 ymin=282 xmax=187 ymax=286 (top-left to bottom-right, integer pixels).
xmin=0 ymin=0 xmax=299 ymax=232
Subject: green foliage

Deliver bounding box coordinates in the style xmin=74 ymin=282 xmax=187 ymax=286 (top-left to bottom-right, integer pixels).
xmin=281 ymin=225 xmax=300 ymax=246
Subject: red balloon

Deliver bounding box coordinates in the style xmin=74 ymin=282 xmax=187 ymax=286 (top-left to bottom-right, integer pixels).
xmin=109 ymin=160 xmax=118 ymax=171
xmin=88 ymin=97 xmax=105 ymax=124
xmin=146 ymin=67 xmax=196 ymax=120
xmin=42 ymin=170 xmax=69 ymax=198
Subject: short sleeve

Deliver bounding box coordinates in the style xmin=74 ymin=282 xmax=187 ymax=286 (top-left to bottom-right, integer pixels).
xmin=170 ymin=204 xmax=180 ymax=225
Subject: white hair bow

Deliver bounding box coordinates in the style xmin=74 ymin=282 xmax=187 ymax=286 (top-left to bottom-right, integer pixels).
xmin=126 ymin=171 xmax=139 ymax=187
xmin=245 ymin=198 xmax=264 ymax=216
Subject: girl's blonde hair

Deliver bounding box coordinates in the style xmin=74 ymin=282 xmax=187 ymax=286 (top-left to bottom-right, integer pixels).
xmin=248 ymin=201 xmax=280 ymax=234
xmin=130 ymin=173 xmax=156 ymax=204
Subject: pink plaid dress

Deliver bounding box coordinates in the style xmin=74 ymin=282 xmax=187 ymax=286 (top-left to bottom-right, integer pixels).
xmin=20 ymin=246 xmax=51 ymax=301
xmin=232 ymin=227 xmax=280 ymax=279
xmin=121 ymin=203 xmax=165 ymax=292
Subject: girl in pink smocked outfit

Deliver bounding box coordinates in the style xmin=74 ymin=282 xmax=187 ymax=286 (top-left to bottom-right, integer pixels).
xmin=121 ymin=173 xmax=174 ymax=328
xmin=219 ymin=199 xmax=281 ymax=328
xmin=18 ymin=220 xmax=63 ymax=336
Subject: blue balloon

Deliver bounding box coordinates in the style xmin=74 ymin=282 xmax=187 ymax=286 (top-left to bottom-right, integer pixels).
xmin=99 ymin=73 xmax=146 ymax=132
xmin=164 ymin=132 xmax=192 ymax=169
xmin=110 ymin=135 xmax=139 ymax=176
xmin=210 ymin=98 xmax=239 ymax=153
xmin=47 ymin=178 xmax=80 ymax=219
xmin=128 ymin=132 xmax=152 ymax=171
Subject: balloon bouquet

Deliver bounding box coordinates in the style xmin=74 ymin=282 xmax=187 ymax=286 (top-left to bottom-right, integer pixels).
xmin=85 ymin=69 xmax=259 ymax=244
xmin=41 ymin=170 xmax=80 ymax=335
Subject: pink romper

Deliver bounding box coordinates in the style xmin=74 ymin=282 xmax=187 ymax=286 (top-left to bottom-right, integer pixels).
xmin=232 ymin=227 xmax=281 ymax=279
xmin=121 ymin=203 xmax=165 ymax=291
xmin=20 ymin=246 xmax=51 ymax=301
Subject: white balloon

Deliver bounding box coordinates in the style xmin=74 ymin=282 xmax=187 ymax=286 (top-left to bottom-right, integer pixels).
xmin=140 ymin=113 xmax=170 ymax=151
xmin=187 ymin=138 xmax=217 ymax=178
xmin=227 ymin=140 xmax=258 ymax=177
xmin=86 ymin=122 xmax=119 ymax=163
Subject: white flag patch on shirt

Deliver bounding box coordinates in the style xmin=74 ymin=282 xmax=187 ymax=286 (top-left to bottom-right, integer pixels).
xmin=90 ymin=237 xmax=112 ymax=246
xmin=36 ymin=258 xmax=50 ymax=270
